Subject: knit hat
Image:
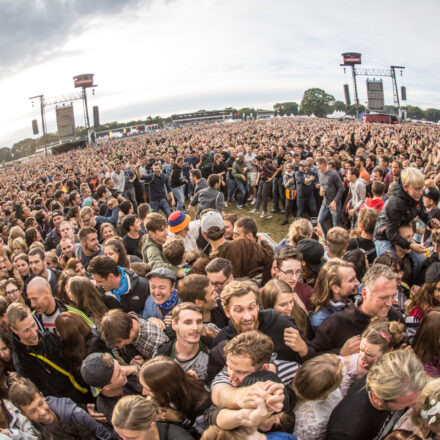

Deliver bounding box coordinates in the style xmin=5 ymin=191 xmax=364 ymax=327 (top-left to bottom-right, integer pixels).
xmin=81 ymin=353 xmax=114 ymax=389
xmin=168 ymin=211 xmax=190 ymax=234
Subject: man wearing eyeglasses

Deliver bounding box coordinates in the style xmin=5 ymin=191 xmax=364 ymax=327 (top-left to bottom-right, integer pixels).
xmin=205 ymin=258 xmax=234 ymax=300
xmin=274 ymin=246 xmax=315 ymax=312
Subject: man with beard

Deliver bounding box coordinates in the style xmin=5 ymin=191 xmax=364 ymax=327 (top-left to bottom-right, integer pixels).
xmin=207 ymin=279 xmax=309 ymax=381
xmin=75 ymin=227 xmax=103 ymax=270
xmin=311 ymin=264 xmax=403 ymax=355
xmin=210 ymin=331 xmax=298 ymax=409
xmin=136 ymin=162 xmax=175 ymax=217
xmin=310 ymin=259 xmax=359 ymax=332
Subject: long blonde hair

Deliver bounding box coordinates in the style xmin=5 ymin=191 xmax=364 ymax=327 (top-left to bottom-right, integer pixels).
xmin=112 ymin=395 xmax=157 ymax=431
xmin=366 ymin=350 xmax=428 ymax=401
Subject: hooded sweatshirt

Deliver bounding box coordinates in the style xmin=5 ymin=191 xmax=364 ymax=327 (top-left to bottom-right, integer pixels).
xmin=361 ymin=197 xmax=384 ymax=212
xmin=33 ymin=396 xmax=116 ymax=440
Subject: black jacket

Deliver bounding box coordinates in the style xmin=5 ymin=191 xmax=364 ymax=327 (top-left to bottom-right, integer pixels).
xmin=207 ymin=310 xmax=308 ymax=382
xmin=311 ymin=300 xmax=404 ymax=354
xmin=170 ymin=164 xmax=186 ymax=188
xmin=12 ymin=318 xmax=90 ymax=404
xmin=44 ymin=228 xmax=61 ymax=251
xmin=25 ymin=268 xmax=61 ymax=296
xmin=414 ymin=252 xmax=439 ymax=286
xmin=103 ymin=269 xmax=150 ymax=315
xmin=374 ymin=184 xmax=430 ymax=249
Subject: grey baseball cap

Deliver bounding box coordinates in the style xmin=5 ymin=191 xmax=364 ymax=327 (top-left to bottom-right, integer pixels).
xmin=81 ymin=353 xmax=114 ymax=388
xmin=201 ymin=211 xmax=225 ymax=233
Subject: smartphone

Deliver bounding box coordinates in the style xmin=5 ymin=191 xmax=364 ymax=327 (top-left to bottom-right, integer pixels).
xmin=311 ymin=217 xmax=318 ymax=227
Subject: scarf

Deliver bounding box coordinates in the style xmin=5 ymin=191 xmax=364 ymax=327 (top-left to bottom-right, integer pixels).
xmin=157 ymin=289 xmax=179 ymax=316
xmin=111 ymin=267 xmax=128 ymax=302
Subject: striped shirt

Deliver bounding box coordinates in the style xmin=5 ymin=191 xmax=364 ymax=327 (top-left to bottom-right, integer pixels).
xmin=211 ymin=359 xmax=300 ymax=389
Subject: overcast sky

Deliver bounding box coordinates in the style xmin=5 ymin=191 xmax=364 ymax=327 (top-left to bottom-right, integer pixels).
xmin=0 ymin=0 xmax=439 ymax=148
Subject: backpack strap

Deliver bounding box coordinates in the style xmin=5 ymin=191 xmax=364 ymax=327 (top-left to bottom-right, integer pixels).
xmin=28 ymin=352 xmax=88 ymax=394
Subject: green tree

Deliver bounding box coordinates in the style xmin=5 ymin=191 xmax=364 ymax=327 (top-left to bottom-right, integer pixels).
xmin=333 ymin=101 xmax=347 ymax=112
xmin=403 ymin=105 xmax=424 ymax=120
xmin=238 ymin=108 xmax=257 ymax=119
xmin=424 ymin=108 xmax=440 ymax=122
xmin=273 ymin=102 xmax=299 ymax=116
xmin=0 ymin=148 xmax=12 ymax=163
xmin=300 ymin=88 xmax=335 ymax=117
xmin=11 ymin=138 xmax=36 ymax=159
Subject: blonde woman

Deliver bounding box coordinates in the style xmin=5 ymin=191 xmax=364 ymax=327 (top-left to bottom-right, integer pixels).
xmin=275 ymin=217 xmax=313 ymax=253
xmin=112 ymin=395 xmax=195 ymax=440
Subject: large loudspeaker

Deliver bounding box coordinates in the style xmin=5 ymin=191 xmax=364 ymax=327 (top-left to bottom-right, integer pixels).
xmin=366 ymin=79 xmax=384 ymax=111
xmin=401 ymin=86 xmax=407 ymax=101
xmin=343 ymin=84 xmax=351 ymax=106
xmin=56 ymin=105 xmax=75 ymax=140
xmin=32 ymin=119 xmax=39 ymax=135
xmin=93 ymin=106 xmax=100 ymax=127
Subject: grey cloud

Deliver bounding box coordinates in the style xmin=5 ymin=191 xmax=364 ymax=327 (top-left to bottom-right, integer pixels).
xmin=0 ymin=0 xmax=149 ymax=78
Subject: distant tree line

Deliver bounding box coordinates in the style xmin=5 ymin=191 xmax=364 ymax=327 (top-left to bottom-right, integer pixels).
xmin=1 ymin=88 xmax=439 ymax=163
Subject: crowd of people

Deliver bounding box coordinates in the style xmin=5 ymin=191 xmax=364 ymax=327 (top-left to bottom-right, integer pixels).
xmin=0 ymin=117 xmax=438 ymax=439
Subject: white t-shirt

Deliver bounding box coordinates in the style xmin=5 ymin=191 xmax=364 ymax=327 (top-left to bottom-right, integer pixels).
xmin=245 ymin=153 xmax=257 ymax=173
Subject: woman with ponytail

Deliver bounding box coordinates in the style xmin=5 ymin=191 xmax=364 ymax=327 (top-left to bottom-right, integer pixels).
xmin=340 ymin=318 xmax=407 ymax=396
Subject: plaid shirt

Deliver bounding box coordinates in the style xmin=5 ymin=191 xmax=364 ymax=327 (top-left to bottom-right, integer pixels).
xmin=130 ymin=313 xmax=169 ymax=359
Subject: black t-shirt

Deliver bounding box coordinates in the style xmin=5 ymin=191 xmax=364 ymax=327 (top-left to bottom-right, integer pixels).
xmin=326 ymin=377 xmax=391 ymax=440
xmin=122 ymin=233 xmax=144 ymax=259
xmin=347 ymin=237 xmax=377 ymax=265
xmin=157 ymin=422 xmax=195 ymax=439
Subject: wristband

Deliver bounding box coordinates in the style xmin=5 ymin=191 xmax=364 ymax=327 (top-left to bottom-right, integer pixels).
xmin=319 ymin=238 xmax=327 ymax=243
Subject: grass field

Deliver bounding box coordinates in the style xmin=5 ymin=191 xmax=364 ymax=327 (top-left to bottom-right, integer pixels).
xmin=223 ymin=199 xmax=290 ymax=243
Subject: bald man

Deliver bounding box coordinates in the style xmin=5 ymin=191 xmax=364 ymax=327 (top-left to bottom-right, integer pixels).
xmin=27 ymin=277 xmax=93 ymax=333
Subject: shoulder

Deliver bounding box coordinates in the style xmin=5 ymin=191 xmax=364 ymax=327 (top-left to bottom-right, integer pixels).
xmin=157 ymin=422 xmax=195 ymax=439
